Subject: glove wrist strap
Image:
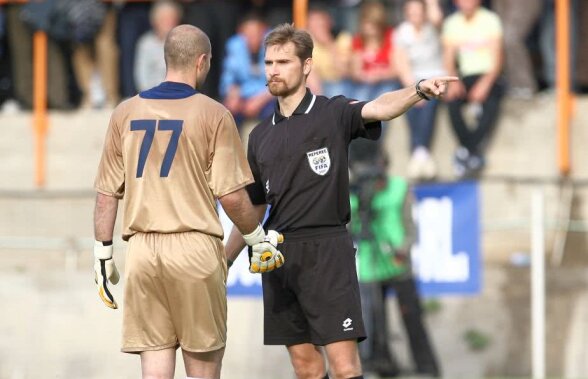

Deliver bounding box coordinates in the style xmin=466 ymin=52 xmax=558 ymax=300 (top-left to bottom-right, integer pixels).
xmin=243 ymin=224 xmax=265 ymax=246
xmin=94 ymin=240 xmax=114 ymax=259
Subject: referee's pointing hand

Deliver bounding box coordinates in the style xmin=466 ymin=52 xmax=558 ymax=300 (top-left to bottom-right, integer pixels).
xmin=418 ymin=76 xmax=460 ymax=99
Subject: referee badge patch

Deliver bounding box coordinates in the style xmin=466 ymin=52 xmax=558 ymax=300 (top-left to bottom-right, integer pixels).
xmin=306 ymin=147 xmax=331 ymax=176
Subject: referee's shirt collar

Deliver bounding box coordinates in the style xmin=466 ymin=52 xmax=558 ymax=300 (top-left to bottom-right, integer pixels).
xmin=272 ymin=88 xmax=316 ymax=125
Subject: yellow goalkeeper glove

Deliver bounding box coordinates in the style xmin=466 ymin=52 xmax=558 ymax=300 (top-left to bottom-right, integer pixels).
xmin=93 ymin=240 xmax=120 ymax=309
xmin=243 ymin=225 xmax=285 ymax=273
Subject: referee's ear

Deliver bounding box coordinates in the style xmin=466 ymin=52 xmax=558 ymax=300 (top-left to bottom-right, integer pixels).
xmin=303 ymin=57 xmax=312 ymax=77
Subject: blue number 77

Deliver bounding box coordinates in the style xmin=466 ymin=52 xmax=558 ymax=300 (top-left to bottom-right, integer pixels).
xmin=130 ymin=119 xmax=184 ymax=178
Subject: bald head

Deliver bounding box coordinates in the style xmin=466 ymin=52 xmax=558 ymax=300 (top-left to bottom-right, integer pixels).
xmin=164 ymin=24 xmax=211 ymax=72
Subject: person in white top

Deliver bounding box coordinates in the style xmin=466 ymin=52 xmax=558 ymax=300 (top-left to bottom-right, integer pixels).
xmin=394 ymin=0 xmax=445 ymax=181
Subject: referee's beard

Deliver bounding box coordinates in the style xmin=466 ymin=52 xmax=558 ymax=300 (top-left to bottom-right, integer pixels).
xmin=268 ymin=78 xmax=304 ymax=97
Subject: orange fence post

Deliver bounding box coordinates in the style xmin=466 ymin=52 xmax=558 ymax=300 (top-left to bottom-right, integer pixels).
xmin=293 ymin=0 xmax=308 ymax=29
xmin=33 ymin=31 xmax=48 ymax=188
xmin=556 ymin=0 xmax=572 ymax=176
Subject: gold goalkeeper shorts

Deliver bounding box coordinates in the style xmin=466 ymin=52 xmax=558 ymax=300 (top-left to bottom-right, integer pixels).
xmin=121 ymin=231 xmax=228 ymax=353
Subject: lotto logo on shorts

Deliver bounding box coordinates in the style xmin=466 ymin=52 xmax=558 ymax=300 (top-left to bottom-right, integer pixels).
xmin=342 ymin=318 xmax=354 ymax=331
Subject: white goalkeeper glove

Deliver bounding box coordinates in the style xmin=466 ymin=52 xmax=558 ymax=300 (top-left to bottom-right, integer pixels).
xmin=243 ymin=224 xmax=285 ymax=274
xmin=94 ymin=240 xmax=120 ymax=309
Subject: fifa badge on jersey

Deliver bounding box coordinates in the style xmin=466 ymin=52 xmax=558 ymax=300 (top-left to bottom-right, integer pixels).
xmin=306 ymin=147 xmax=331 ymax=176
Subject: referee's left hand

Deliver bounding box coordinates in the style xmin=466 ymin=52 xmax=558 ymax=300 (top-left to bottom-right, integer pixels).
xmin=418 ymin=76 xmax=460 ymax=100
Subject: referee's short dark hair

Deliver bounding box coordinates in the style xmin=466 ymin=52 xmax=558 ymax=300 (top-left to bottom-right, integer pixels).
xmin=264 ymin=23 xmax=313 ymax=62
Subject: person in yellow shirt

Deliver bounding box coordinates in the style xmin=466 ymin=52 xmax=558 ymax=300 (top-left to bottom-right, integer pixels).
xmin=443 ymin=0 xmax=504 ymax=178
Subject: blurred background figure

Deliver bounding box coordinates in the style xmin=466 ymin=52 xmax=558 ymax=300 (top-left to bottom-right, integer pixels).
xmin=349 ymin=1 xmax=400 ymax=102
xmin=349 ymin=141 xmax=440 ymax=378
xmin=247 ymin=0 xmax=292 ymax=27
xmin=219 ymin=12 xmax=274 ymax=131
xmin=183 ymin=0 xmax=241 ymax=100
xmin=71 ymin=1 xmax=119 ymax=109
xmin=491 ymin=0 xmax=542 ymax=100
xmin=442 ymin=0 xmax=503 ymax=179
xmin=305 ymin=5 xmax=352 ymax=98
xmin=394 ymin=0 xmax=445 ymax=182
xmin=134 ymin=0 xmax=182 ymax=92
xmin=7 ymin=1 xmax=75 ymax=110
xmin=116 ymin=1 xmax=151 ymax=99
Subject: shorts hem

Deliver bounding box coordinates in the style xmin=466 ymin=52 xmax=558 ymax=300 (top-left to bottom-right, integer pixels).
xmin=179 ymin=342 xmax=226 ymax=353
xmin=121 ymin=341 xmax=178 ymax=354
xmin=264 ymin=336 xmax=310 ymax=346
xmin=311 ymin=334 xmax=367 ymax=346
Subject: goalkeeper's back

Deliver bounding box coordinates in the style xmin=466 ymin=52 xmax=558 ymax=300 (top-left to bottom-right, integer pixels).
xmin=94 ymin=84 xmax=253 ymax=240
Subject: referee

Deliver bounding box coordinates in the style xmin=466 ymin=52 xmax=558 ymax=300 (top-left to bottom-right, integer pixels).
xmin=225 ymin=23 xmax=457 ymax=379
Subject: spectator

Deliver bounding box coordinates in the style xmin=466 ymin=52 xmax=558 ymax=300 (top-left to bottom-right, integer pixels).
xmin=349 ymin=1 xmax=400 ymax=102
xmin=134 ymin=0 xmax=182 ymax=92
xmin=183 ymin=0 xmax=241 ymax=100
xmin=395 ymin=0 xmax=445 ymax=181
xmin=248 ymin=0 xmax=292 ymax=27
xmin=116 ymin=1 xmax=151 ymax=99
xmin=306 ymin=5 xmax=352 ymax=98
xmin=492 ymin=0 xmax=542 ymax=99
xmin=71 ymin=3 xmax=119 ymax=109
xmin=7 ymin=3 xmax=73 ymax=110
xmin=219 ymin=12 xmax=274 ymax=130
xmin=442 ymin=0 xmax=504 ymax=178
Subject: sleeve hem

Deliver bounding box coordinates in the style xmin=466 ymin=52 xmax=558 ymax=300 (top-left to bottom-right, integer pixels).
xmin=95 ymin=187 xmax=124 ymax=199
xmin=215 ymin=178 xmax=255 ymax=198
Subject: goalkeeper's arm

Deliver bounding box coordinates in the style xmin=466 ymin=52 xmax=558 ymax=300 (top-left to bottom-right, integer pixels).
xmin=93 ymin=192 xmax=120 ymax=309
xmin=94 ymin=193 xmax=118 ymax=242
xmin=219 ymin=188 xmax=267 ymax=264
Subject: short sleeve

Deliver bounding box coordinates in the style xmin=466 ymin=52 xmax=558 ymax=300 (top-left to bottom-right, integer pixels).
xmin=330 ymin=96 xmax=382 ymax=143
xmin=441 ymin=15 xmax=457 ymax=44
xmin=487 ymin=12 xmax=503 ymax=37
xmin=245 ymin=133 xmax=267 ymax=205
xmin=207 ymin=111 xmax=254 ymax=197
xmin=393 ymin=22 xmax=409 ymax=48
xmin=94 ymin=112 xmax=125 ymax=199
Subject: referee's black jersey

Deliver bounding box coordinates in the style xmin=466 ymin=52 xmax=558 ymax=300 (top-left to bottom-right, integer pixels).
xmin=246 ymin=88 xmax=382 ymax=233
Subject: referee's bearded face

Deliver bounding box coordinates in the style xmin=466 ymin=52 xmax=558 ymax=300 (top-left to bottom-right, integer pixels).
xmin=265 ymin=42 xmax=307 ymax=97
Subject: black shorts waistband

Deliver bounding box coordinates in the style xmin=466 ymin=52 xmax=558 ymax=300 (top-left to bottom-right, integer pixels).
xmin=278 ymin=225 xmax=348 ymax=242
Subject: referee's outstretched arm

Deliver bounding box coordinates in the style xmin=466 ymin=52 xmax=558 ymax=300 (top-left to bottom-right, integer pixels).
xmin=361 ymin=76 xmax=459 ymax=122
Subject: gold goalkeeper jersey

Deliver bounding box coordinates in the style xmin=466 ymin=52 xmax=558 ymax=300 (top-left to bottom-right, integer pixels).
xmin=94 ymin=82 xmax=253 ymax=240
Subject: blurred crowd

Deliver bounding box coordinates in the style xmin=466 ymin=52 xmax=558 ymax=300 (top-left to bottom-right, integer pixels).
xmin=1 ymin=0 xmax=588 ymax=180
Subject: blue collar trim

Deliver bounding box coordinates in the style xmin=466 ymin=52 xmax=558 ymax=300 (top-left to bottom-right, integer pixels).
xmin=139 ymin=81 xmax=198 ymax=99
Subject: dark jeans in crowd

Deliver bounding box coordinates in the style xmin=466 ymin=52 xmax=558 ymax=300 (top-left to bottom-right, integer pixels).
xmin=360 ymin=276 xmax=440 ymax=377
xmin=183 ymin=1 xmax=240 ymax=101
xmin=406 ymin=98 xmax=439 ymax=152
xmin=116 ymin=2 xmax=151 ymax=99
xmin=447 ymin=74 xmax=503 ymax=156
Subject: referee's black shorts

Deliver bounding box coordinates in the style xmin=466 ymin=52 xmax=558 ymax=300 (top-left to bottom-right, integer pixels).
xmin=262 ymin=226 xmax=366 ymax=346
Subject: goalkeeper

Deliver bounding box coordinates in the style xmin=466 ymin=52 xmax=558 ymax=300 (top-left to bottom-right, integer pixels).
xmin=93 ymin=25 xmax=283 ymax=379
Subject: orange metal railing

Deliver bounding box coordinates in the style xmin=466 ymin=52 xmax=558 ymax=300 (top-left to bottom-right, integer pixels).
xmin=294 ymin=0 xmax=308 ymax=29
xmin=33 ymin=31 xmax=48 ymax=187
xmin=555 ymin=0 xmax=574 ymax=176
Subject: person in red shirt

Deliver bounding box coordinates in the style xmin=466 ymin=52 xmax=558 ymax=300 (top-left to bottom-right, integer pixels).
xmin=349 ymin=1 xmax=400 ymax=102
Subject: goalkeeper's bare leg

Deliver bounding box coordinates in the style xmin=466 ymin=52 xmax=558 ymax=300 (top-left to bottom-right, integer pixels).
xmin=183 ymin=348 xmax=225 ymax=379
xmin=140 ymin=347 xmax=224 ymax=379
xmin=140 ymin=348 xmax=176 ymax=379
